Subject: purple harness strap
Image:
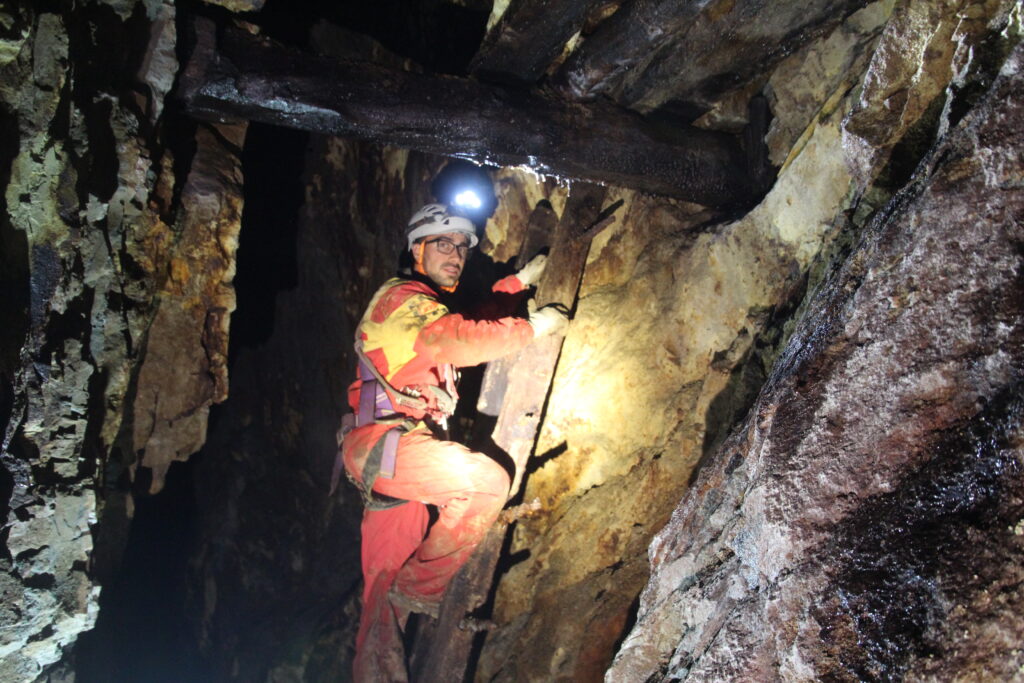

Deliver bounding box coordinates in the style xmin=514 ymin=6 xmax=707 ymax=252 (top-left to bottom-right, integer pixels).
xmin=378 ymin=428 xmax=403 ymax=479
xmin=358 ymin=359 xmax=397 ymax=423
xmin=356 ymin=358 xmax=404 ymax=479
xmin=333 ymin=348 xmax=451 ymax=507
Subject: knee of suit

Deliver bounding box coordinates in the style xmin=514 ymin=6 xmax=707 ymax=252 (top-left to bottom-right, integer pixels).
xmin=478 ymin=457 xmax=511 ymax=499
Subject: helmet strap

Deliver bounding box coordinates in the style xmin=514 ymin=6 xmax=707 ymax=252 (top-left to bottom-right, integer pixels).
xmin=412 ymin=241 xmax=458 ymax=293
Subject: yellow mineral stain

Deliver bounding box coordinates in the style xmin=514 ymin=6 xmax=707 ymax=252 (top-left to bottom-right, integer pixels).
xmin=169 ymin=257 xmax=190 ymax=285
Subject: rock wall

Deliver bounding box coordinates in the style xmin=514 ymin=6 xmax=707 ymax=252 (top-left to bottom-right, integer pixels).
xmin=1 ymin=0 xmax=1020 ymax=681
xmin=477 ymin=1 xmax=1023 ymax=680
xmin=609 ymin=33 xmax=1024 ymax=683
xmin=0 ymin=2 xmax=245 ymax=679
xmin=598 ymin=1 xmax=1024 ymax=683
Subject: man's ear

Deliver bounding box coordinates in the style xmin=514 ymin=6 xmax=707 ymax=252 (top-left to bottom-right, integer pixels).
xmin=412 ymin=241 xmax=427 ymax=275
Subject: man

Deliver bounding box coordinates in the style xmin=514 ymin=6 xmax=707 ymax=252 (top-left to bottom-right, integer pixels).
xmin=338 ymin=203 xmax=568 ymax=681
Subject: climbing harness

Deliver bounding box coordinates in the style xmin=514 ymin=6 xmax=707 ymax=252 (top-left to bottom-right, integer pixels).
xmin=330 ymin=340 xmax=457 ymax=511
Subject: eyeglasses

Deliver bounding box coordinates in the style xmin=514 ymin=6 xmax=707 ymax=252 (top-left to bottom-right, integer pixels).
xmin=424 ymin=237 xmax=471 ymax=258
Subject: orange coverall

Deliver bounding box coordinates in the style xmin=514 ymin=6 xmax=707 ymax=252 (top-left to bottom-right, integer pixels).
xmin=342 ymin=273 xmax=534 ymax=681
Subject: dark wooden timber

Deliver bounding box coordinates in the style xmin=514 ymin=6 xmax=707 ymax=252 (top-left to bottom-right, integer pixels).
xmin=556 ymin=0 xmax=869 ymax=112
xmin=179 ymin=20 xmax=755 ymax=206
xmin=469 ymin=0 xmax=605 ymax=84
xmin=408 ymin=186 xmax=610 ymax=682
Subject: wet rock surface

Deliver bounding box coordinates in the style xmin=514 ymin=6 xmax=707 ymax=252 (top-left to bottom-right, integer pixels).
xmin=467 ymin=4 xmax=1023 ymax=680
xmin=475 ymin=11 xmax=874 ymax=681
xmin=478 ymin=100 xmax=855 ymax=683
xmin=842 ymin=0 xmax=1019 ymax=187
xmin=607 ymin=38 xmax=1024 ymax=683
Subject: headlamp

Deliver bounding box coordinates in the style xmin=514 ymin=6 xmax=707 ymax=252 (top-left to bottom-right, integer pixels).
xmin=453 ymin=189 xmax=483 ymax=210
xmin=431 ymin=160 xmax=496 ymax=223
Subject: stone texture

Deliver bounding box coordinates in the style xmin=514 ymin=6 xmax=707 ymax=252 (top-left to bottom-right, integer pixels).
xmin=843 ymin=0 xmax=1020 ymax=187
xmin=481 ymin=166 xmax=567 ymax=265
xmin=0 ymin=11 xmax=101 ymax=680
xmin=0 ymin=4 xmax=30 ymax=67
xmin=607 ymin=39 xmax=1024 ymax=683
xmin=0 ymin=2 xmax=245 ymax=678
xmin=132 ymin=121 xmax=246 ymax=494
xmin=764 ymin=0 xmax=894 ymax=169
xmin=136 ymin=1 xmax=177 ymax=124
xmin=475 ymin=39 xmax=874 ymax=683
xmin=474 ymin=5 xmax=1022 ymax=681
xmin=201 ymin=0 xmax=267 ymax=13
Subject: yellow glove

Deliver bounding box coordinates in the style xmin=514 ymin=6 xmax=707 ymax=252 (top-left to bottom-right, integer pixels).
xmin=528 ymin=299 xmax=570 ymax=337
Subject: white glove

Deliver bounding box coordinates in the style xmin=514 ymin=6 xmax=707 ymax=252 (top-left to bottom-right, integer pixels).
xmin=516 ymin=254 xmax=548 ymax=287
xmin=528 ymin=299 xmax=570 ymax=337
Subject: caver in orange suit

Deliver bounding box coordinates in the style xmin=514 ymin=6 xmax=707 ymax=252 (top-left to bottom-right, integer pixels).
xmin=339 ymin=203 xmax=567 ymax=682
xmin=343 ymin=271 xmax=533 ymax=681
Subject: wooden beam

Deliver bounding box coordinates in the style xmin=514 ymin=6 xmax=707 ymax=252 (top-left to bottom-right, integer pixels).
xmin=178 ymin=20 xmax=756 ymax=207
xmin=555 ymin=0 xmax=868 ymax=113
xmin=469 ymin=0 xmax=605 ymax=85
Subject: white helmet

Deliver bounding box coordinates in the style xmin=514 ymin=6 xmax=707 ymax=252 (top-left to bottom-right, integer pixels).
xmin=405 ymin=203 xmax=479 ymax=251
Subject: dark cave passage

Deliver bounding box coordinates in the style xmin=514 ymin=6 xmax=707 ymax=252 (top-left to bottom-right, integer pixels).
xmin=75 ymin=121 xmax=313 ymax=682
xmin=228 ymin=122 xmax=306 ymax=357
xmin=75 ymin=458 xmax=213 ymax=683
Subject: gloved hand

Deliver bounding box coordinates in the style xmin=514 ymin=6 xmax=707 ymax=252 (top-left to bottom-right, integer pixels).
xmin=516 ymin=253 xmax=548 ymax=287
xmin=528 ymin=298 xmax=570 ymax=337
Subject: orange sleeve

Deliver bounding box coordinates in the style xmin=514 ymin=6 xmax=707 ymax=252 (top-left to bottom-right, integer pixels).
xmin=465 ymin=273 xmax=531 ymax=322
xmin=415 ymin=306 xmax=534 ymax=368
xmin=493 ymin=274 xmax=527 ymax=295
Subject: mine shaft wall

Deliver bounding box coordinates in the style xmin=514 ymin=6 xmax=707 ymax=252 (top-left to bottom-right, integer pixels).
xmin=609 ymin=33 xmax=1024 ymax=683
xmin=478 ymin=1 xmax=1024 ymax=680
xmin=0 ymin=2 xmax=249 ymax=679
xmin=1 ymin=0 xmax=1022 ymax=682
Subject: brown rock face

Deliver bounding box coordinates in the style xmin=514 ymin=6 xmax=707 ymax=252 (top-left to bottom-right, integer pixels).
xmin=132 ymin=122 xmax=247 ymax=494
xmin=476 ymin=20 xmax=870 ymax=682
xmin=607 ymin=41 xmax=1024 ymax=683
